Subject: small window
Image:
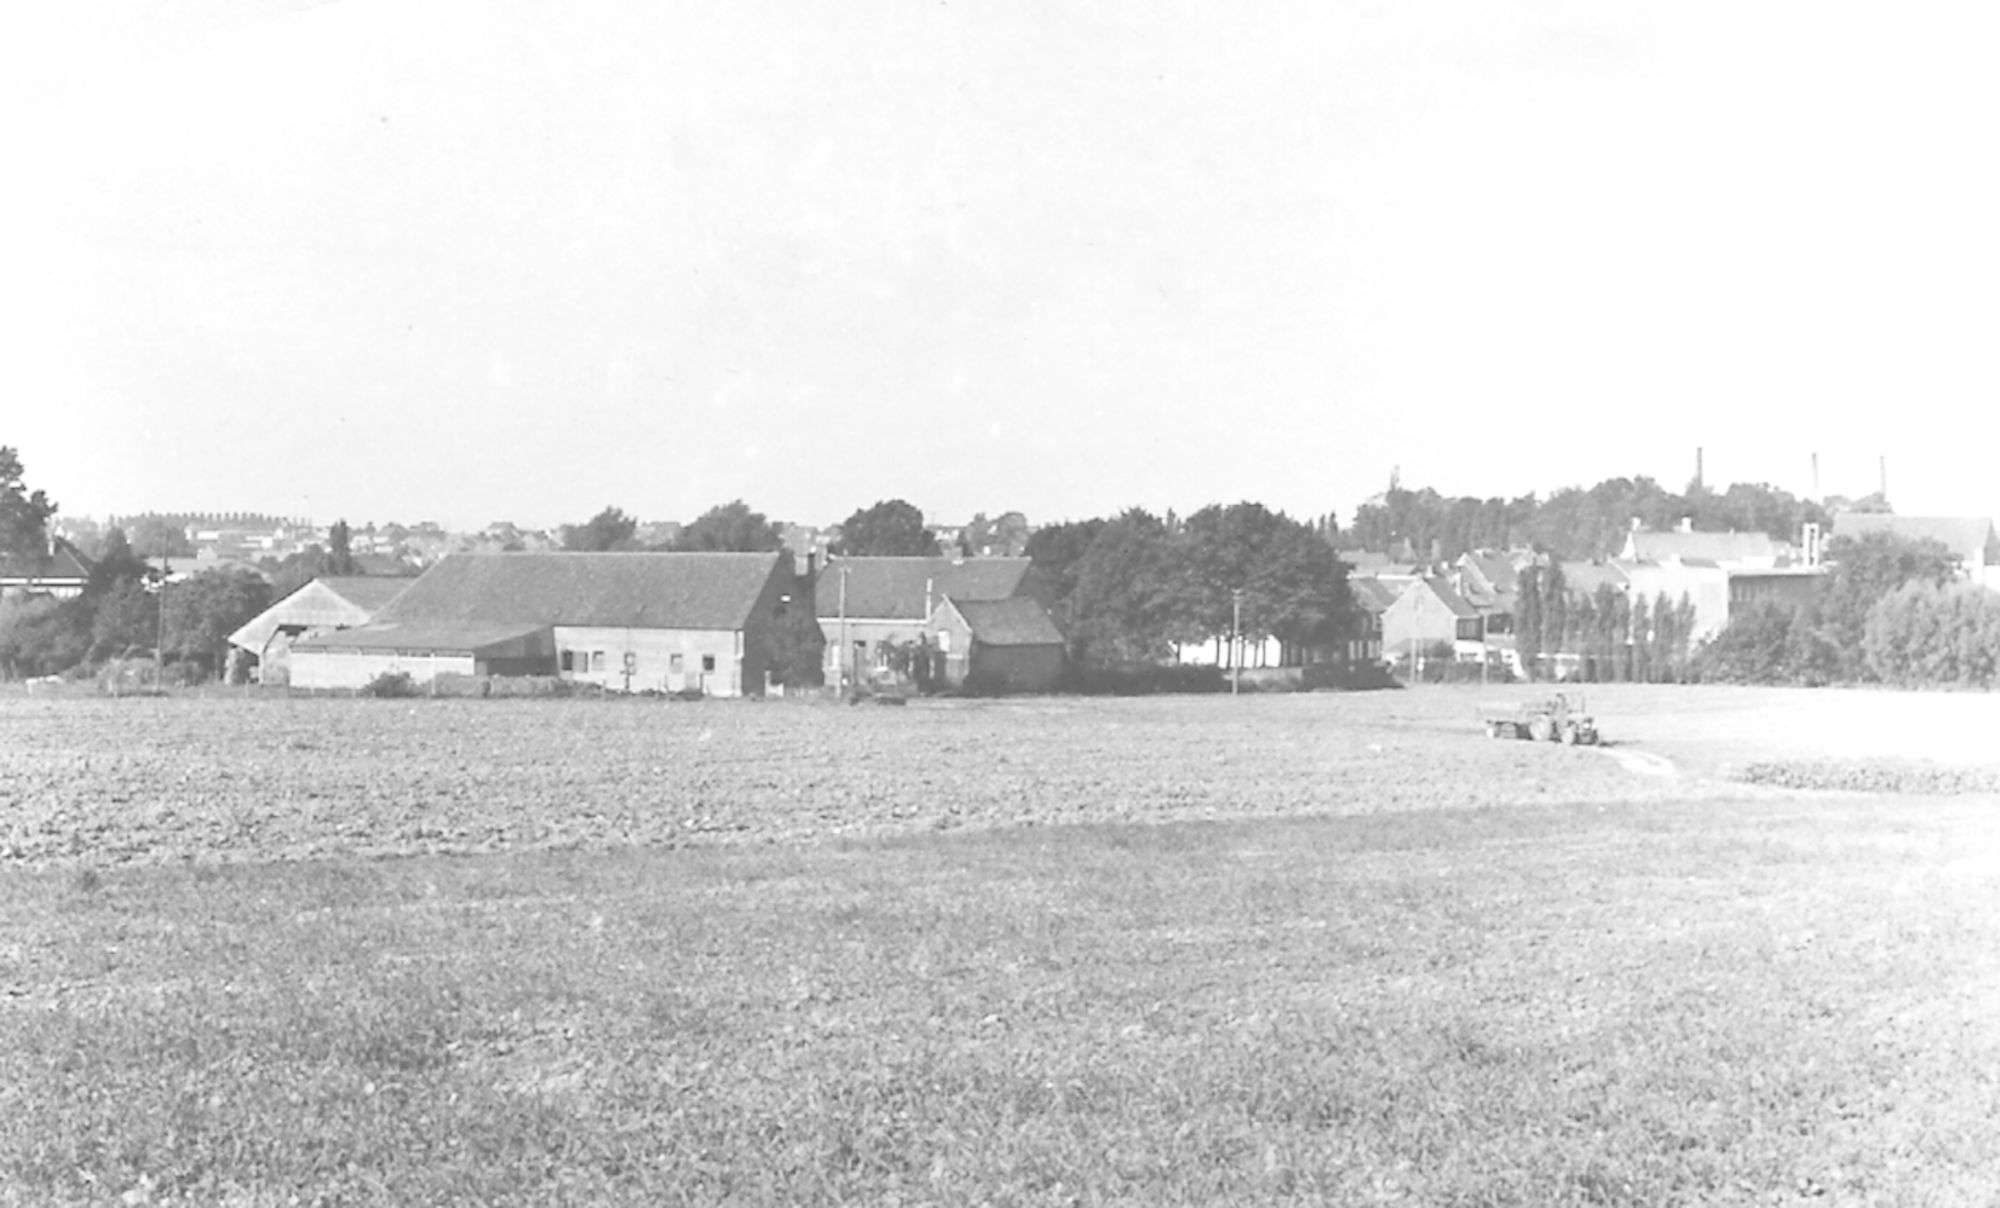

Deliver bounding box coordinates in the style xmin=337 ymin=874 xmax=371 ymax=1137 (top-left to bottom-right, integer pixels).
xmin=622 ymin=651 xmax=637 ymax=673
xmin=701 ymin=654 xmax=716 ymax=673
xmin=559 ymin=651 xmax=575 ymax=672
xmin=670 ymin=653 xmax=684 ymax=673
xmin=936 ymin=631 xmax=952 ymax=653
xmin=591 ymin=651 xmax=605 ymax=671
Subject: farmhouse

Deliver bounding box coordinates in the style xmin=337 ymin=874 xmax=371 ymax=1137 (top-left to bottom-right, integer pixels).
xmin=0 ymin=538 xmax=91 ymax=600
xmin=923 ymin=597 xmax=1067 ymax=693
xmin=1380 ymin=576 xmax=1484 ymax=661
xmin=816 ymin=556 xmax=1048 ymax=682
xmin=1620 ymin=524 xmax=1786 ymax=568
xmin=227 ymin=576 xmax=413 ymax=685
xmin=289 ymin=551 xmax=795 ymax=695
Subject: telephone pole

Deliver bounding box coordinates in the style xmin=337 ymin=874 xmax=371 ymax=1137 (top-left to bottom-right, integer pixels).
xmin=1231 ymin=588 xmax=1244 ymax=696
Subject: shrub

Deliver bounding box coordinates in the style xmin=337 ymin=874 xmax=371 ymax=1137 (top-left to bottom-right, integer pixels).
xmin=360 ymin=669 xmax=419 ymax=698
xmin=1063 ymin=663 xmax=1228 ymax=696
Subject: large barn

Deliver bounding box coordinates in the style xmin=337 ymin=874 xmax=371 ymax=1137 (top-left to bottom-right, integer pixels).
xmin=288 ymin=551 xmax=796 ymax=695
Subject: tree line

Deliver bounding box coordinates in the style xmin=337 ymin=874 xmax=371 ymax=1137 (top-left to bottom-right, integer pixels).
xmin=1348 ymin=477 xmax=1842 ymax=563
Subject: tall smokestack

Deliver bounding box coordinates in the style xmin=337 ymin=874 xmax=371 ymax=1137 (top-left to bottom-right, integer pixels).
xmin=1879 ymin=455 xmax=1887 ymax=502
xmin=1695 ymin=447 xmax=1704 ymax=490
xmin=1811 ymin=452 xmax=1820 ymax=500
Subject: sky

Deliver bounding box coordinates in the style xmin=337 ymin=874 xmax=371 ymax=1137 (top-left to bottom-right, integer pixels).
xmin=5 ymin=1 xmax=1998 ymax=533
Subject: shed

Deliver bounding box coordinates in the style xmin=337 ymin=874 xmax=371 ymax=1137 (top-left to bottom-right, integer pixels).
xmin=816 ymin=556 xmax=1046 ymax=682
xmin=925 ymin=596 xmax=1067 ymax=693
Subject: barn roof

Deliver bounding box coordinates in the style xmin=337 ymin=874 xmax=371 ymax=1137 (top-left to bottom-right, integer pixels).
xmin=376 ymin=551 xmax=785 ymax=631
xmin=228 ymin=575 xmax=413 ymax=652
xmin=1830 ymin=514 xmax=2000 ymax=564
xmin=815 ymin=556 xmax=1034 ymax=620
xmin=940 ymin=597 xmax=1066 ymax=647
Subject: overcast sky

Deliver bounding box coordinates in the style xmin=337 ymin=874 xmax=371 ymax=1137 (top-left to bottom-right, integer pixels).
xmin=5 ymin=1 xmax=1997 ymax=532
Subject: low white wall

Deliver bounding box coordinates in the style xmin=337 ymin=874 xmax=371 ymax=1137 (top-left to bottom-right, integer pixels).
xmin=289 ymin=650 xmax=475 ymax=691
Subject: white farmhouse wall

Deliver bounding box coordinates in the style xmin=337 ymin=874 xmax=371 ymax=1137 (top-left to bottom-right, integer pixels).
xmin=552 ymin=626 xmax=748 ymax=696
xmin=289 ymin=650 xmax=475 ymax=691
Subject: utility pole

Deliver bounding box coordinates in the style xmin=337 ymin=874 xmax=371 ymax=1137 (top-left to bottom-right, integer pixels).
xmin=1231 ymin=588 xmax=1244 ymax=696
xmin=155 ymin=539 xmax=170 ymax=691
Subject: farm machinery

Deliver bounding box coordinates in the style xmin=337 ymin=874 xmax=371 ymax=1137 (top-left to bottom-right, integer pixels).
xmin=1485 ymin=692 xmax=1599 ymax=745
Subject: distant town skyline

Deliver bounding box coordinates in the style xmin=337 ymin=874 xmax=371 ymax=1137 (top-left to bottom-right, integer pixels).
xmin=8 ymin=2 xmax=1998 ymax=532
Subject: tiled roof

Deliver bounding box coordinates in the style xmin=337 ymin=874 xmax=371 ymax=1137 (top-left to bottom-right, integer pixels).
xmin=0 ymin=540 xmax=90 ymax=583
xmin=1556 ymin=561 xmax=1632 ymax=595
xmin=1460 ymin=551 xmax=1519 ymax=594
xmin=816 ymin=557 xmax=1034 ymax=620
xmin=1347 ymin=577 xmax=1405 ymax=613
xmin=1830 ymin=514 xmax=2000 ymax=564
xmin=1422 ymin=576 xmax=1482 ymax=620
xmin=943 ymin=597 xmax=1066 ymax=647
xmin=377 ymin=551 xmax=786 ymax=631
xmin=293 ymin=621 xmax=553 ymax=656
xmin=319 ymin=576 xmax=415 ymax=611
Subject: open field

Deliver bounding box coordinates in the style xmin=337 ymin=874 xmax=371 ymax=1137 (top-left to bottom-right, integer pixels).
xmin=4 ymin=687 xmax=2000 ymax=1204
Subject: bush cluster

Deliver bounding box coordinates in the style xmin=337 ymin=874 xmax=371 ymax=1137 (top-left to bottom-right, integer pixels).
xmin=1737 ymin=760 xmax=2000 ymax=795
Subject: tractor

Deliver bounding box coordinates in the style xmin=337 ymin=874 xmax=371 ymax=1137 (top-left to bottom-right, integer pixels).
xmin=1485 ymin=692 xmax=1598 ymax=745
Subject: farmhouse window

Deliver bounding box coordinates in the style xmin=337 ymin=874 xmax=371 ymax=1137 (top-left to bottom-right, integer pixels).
xmin=559 ymin=650 xmax=575 ymax=672
xmin=701 ymin=654 xmax=716 ymax=672
xmin=591 ymin=651 xmax=606 ymax=671
xmin=937 ymin=631 xmax=951 ymax=653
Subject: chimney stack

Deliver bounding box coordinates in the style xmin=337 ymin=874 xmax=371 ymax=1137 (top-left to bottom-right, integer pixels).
xmin=1811 ymin=452 xmax=1820 ymax=500
xmin=1879 ymin=455 xmax=1887 ymax=502
xmin=1695 ymin=446 xmax=1705 ymax=490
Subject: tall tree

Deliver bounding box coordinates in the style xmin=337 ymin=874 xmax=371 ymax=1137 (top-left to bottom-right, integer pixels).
xmin=0 ymin=447 xmax=58 ymax=561
xmin=86 ymin=528 xmax=151 ymax=595
xmin=833 ymin=499 xmax=939 ymax=557
xmin=1516 ymin=566 xmax=1543 ymax=680
xmin=1818 ymin=532 xmax=1956 ymax=680
xmin=673 ymin=500 xmax=784 ymax=552
xmin=560 ymin=506 xmax=640 ymax=552
xmin=1024 ymin=519 xmax=1106 ymax=608
xmin=326 ymin=520 xmax=360 ymax=575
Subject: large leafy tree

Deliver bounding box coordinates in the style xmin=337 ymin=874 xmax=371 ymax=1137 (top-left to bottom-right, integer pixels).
xmin=1174 ymin=502 xmax=1349 ymax=652
xmin=561 ymin=506 xmax=641 ymax=552
xmin=833 ymin=499 xmax=938 ymax=557
xmin=161 ymin=569 xmax=273 ymax=680
xmin=1068 ymin=509 xmax=1178 ymax=665
xmin=673 ymin=500 xmax=784 ymax=552
xmin=1818 ymin=532 xmax=1956 ymax=680
xmin=1024 ymin=519 xmax=1106 ymax=609
xmin=0 ymin=596 xmax=89 ymax=678
xmin=0 ymin=447 xmax=58 ymax=561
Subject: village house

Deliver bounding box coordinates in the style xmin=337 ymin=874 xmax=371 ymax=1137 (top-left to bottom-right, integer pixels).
xmin=289 ymin=551 xmax=796 ymax=695
xmin=0 ymin=537 xmax=91 ymax=600
xmin=815 ymin=556 xmax=1049 ymax=683
xmin=1344 ymin=577 xmax=1398 ymax=668
xmin=1619 ymin=522 xmax=1788 ymax=569
xmin=1380 ymin=575 xmax=1485 ymax=664
xmin=227 ymin=576 xmax=414 ymax=685
xmin=923 ymin=597 xmax=1067 ymax=692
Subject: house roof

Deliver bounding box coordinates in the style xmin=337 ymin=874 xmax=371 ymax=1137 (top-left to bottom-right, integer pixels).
xmin=375 ymin=551 xmax=786 ymax=631
xmin=1422 ymin=576 xmax=1482 ymax=620
xmin=1624 ymin=529 xmax=1779 ymax=564
xmin=319 ymin=576 xmax=415 ymax=611
xmin=0 ymin=539 xmax=91 ymax=584
xmin=938 ymin=597 xmax=1066 ymax=647
xmin=1458 ymin=551 xmax=1520 ymax=594
xmin=815 ymin=556 xmax=1034 ymax=620
xmin=1347 ymin=577 xmax=1405 ymax=614
xmin=1830 ymin=514 xmax=2000 ymax=564
xmin=292 ymin=620 xmax=553 ymax=657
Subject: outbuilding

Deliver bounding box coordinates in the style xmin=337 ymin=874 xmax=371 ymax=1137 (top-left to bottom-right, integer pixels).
xmin=924 ymin=596 xmax=1066 ymax=693
xmin=227 ymin=575 xmax=414 ymax=685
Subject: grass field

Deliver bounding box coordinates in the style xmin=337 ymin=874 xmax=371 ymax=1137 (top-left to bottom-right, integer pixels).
xmin=4 ymin=686 xmax=1999 ymax=1204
